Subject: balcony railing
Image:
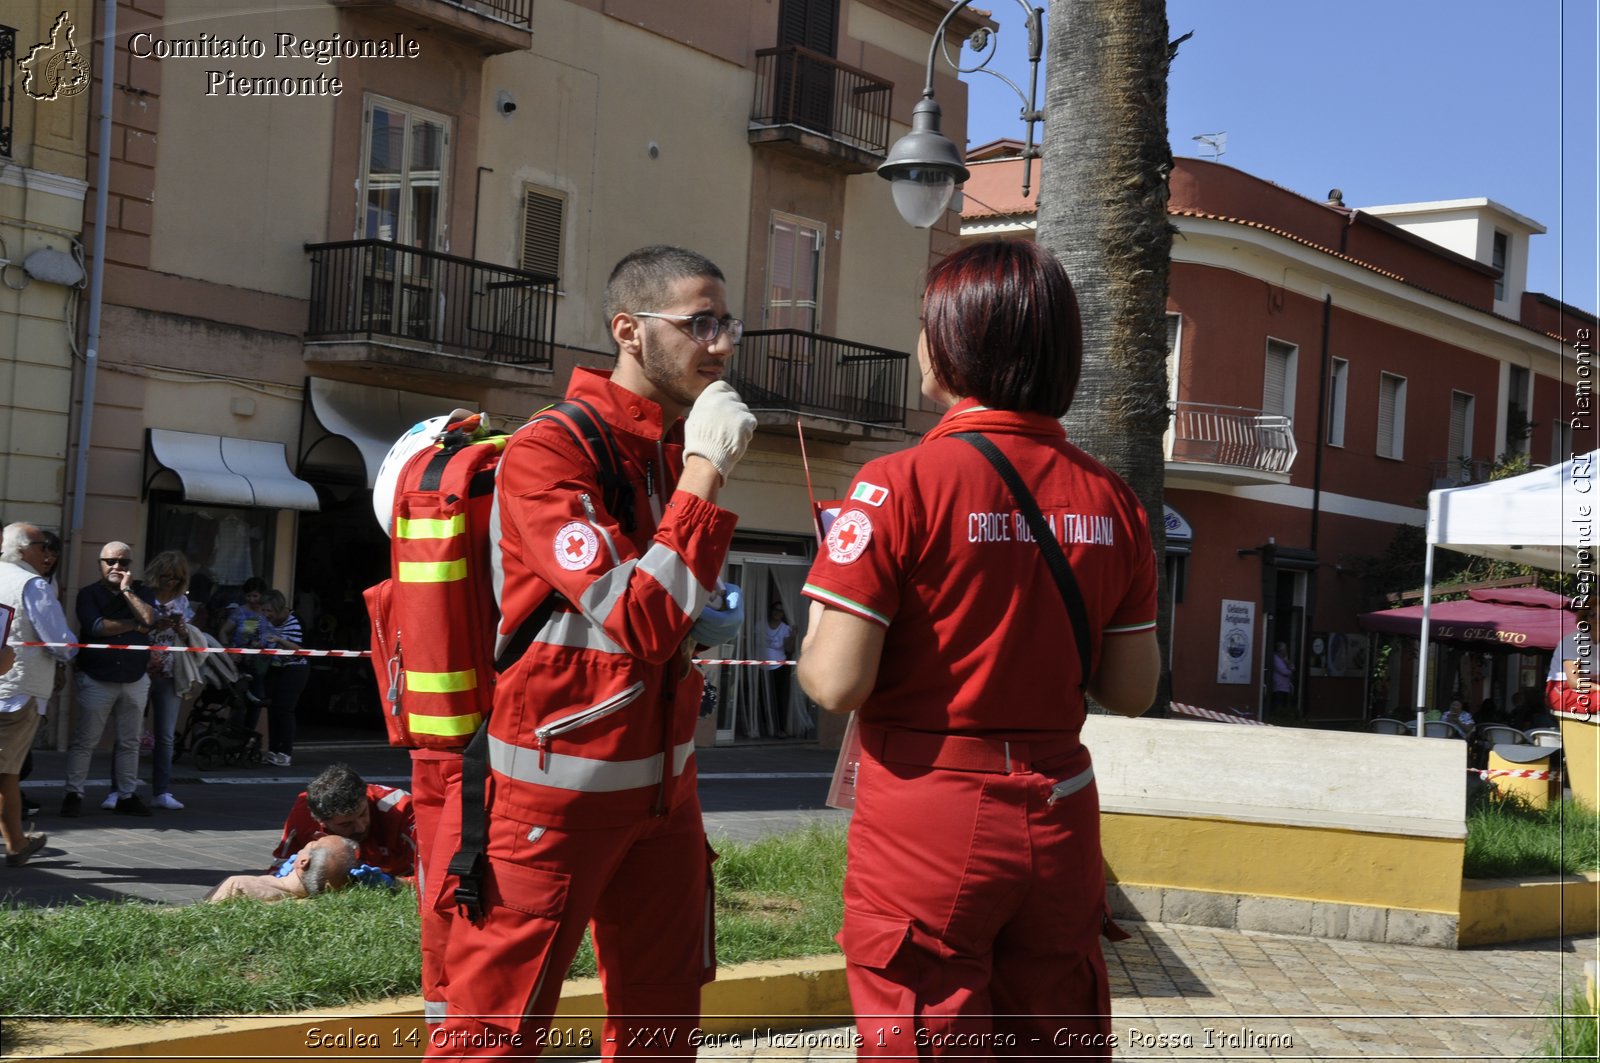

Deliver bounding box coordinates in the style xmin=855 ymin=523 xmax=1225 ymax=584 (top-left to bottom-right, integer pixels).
xmin=1169 ymin=401 xmax=1297 ymax=475
xmin=458 ymin=0 xmax=531 ymax=26
xmin=750 ymin=46 xmax=892 ymax=156
xmin=1428 ymin=457 xmax=1494 ymax=490
xmin=731 ymin=330 xmax=908 ymax=426
xmin=305 ymin=240 xmax=557 ymax=369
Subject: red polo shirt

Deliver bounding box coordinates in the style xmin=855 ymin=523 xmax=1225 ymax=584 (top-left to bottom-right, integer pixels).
xmin=803 ymin=401 xmax=1158 ymax=738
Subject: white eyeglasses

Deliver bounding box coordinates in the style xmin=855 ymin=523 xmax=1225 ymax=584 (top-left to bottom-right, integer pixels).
xmin=632 ymin=311 xmax=743 ymax=345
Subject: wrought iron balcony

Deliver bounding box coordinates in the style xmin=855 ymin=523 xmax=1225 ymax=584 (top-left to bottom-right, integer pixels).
xmin=749 ymin=45 xmax=892 ymax=170
xmin=305 ymin=240 xmax=557 ymax=371
xmin=730 ymin=330 xmax=908 ymax=427
xmin=1167 ymin=401 xmax=1297 ymax=477
xmin=329 ymin=0 xmax=530 ymax=52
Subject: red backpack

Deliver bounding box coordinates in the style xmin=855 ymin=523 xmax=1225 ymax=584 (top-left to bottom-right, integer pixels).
xmin=364 ymin=403 xmax=629 ymax=750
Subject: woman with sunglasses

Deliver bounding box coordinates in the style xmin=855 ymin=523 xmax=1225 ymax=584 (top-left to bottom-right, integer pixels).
xmin=142 ymin=550 xmax=193 ymax=811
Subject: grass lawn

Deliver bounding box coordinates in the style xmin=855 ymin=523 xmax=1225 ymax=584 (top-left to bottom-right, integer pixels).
xmin=1537 ymin=988 xmax=1598 ymax=1060
xmin=1463 ymin=789 xmax=1600 ymax=879
xmin=0 ymin=823 xmax=847 ymax=1023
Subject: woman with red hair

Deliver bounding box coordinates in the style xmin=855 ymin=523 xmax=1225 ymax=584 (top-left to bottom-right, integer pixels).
xmin=799 ymin=239 xmax=1160 ymax=1057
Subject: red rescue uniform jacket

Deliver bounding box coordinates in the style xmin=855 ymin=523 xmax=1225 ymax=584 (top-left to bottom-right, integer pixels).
xmin=804 ymin=401 xmax=1158 ymax=738
xmin=489 ymin=369 xmax=737 ymax=828
xmin=272 ymin=783 xmax=418 ymax=876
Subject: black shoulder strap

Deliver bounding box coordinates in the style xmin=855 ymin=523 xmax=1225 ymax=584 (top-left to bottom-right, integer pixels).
xmin=955 ymin=432 xmax=1093 ymax=694
xmin=535 ymin=399 xmax=634 ymax=534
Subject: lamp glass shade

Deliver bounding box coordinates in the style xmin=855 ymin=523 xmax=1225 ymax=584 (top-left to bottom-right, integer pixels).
xmin=887 ymin=168 xmax=957 ymax=228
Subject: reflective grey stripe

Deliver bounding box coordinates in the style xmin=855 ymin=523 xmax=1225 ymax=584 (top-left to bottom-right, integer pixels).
xmin=424 ymin=999 xmax=447 ymax=1023
xmin=490 ymin=735 xmax=696 ymax=793
xmin=375 ymin=788 xmax=407 ymax=812
xmin=577 ymin=557 xmax=640 ymax=627
xmin=1047 ymin=764 xmax=1096 ymax=804
xmin=638 ymin=542 xmax=712 ymax=619
xmin=532 ymin=609 xmax=627 ymax=655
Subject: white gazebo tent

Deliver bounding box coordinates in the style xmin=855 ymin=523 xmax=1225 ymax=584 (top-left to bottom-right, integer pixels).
xmin=1415 ymin=450 xmax=1594 ymax=730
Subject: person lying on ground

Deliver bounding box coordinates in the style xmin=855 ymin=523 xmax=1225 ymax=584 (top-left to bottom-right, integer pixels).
xmin=206 ymin=834 xmax=359 ymax=903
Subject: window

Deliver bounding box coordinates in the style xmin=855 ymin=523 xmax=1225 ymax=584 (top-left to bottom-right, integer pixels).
xmin=1377 ymin=373 xmax=1407 ymax=459
xmin=765 ymin=212 xmax=824 ymax=331
xmin=1506 ymin=365 xmax=1532 ymax=455
xmin=1264 ymin=339 xmax=1297 ymax=419
xmin=1448 ymin=391 xmax=1474 ymax=479
xmin=1555 ymin=417 xmax=1574 ymax=466
xmin=359 ymin=96 xmax=450 ymax=250
xmin=519 ymin=185 xmax=564 ymax=280
xmin=1327 ymin=358 xmax=1349 ymax=447
xmin=1492 ymin=230 xmax=1509 ymax=302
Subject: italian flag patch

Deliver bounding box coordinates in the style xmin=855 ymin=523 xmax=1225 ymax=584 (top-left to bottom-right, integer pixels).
xmin=850 ymin=481 xmax=889 ymax=506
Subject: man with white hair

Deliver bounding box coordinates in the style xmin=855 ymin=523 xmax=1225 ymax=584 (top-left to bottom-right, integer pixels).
xmin=64 ymin=539 xmax=158 ymax=817
xmin=0 ymin=522 xmax=76 ymax=863
xmin=206 ymin=834 xmax=361 ymax=902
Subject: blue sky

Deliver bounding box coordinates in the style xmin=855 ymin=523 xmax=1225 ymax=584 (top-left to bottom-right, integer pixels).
xmin=963 ymin=0 xmax=1597 ymax=315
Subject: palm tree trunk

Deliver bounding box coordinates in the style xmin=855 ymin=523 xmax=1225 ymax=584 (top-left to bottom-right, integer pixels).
xmin=1037 ymin=0 xmax=1175 ymax=707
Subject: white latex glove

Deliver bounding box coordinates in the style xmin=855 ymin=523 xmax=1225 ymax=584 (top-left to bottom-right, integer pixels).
xmin=684 ymin=381 xmax=756 ymax=481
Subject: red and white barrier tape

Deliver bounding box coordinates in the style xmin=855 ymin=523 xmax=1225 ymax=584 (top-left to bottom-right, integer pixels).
xmin=21 ymin=640 xmax=369 ymax=658
xmin=20 ymin=641 xmax=793 ymax=667
xmin=1170 ymin=701 xmax=1269 ymax=726
xmin=1475 ymin=768 xmax=1554 ymax=781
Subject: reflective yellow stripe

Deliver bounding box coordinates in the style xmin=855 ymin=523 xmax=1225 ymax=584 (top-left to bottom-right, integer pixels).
xmin=409 ymin=711 xmax=484 ymax=737
xmin=407 ymin=668 xmax=478 ymax=693
xmin=398 ymin=559 xmax=468 ymax=583
xmin=396 ymin=515 xmax=466 ymax=540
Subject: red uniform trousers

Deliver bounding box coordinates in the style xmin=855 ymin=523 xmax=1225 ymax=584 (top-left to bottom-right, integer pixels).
xmin=840 ymin=731 xmax=1117 ymax=1060
xmin=425 ymin=790 xmax=714 ymax=1061
xmin=411 ymin=750 xmax=464 ymax=1024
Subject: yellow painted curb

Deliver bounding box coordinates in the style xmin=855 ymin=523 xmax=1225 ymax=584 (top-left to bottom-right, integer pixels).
xmin=4 ymin=956 xmax=850 ymax=1061
xmin=1458 ymin=872 xmax=1600 ymax=947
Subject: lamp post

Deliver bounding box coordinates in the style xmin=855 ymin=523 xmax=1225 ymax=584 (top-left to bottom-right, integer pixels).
xmin=878 ymin=0 xmax=1045 ymax=228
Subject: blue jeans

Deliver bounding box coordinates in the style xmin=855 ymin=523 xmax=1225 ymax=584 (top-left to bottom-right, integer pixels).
xmin=147 ymin=674 xmax=182 ymax=796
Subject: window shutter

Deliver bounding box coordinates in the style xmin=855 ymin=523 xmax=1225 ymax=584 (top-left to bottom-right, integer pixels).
xmin=1264 ymin=341 xmax=1293 ymax=417
xmin=1378 ymin=375 xmax=1403 ymax=458
xmin=1448 ymin=393 xmax=1471 ymax=459
xmin=520 ymin=188 xmax=563 ymax=280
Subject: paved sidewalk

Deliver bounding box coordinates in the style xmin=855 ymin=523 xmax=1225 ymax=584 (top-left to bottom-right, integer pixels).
xmin=686 ymin=923 xmax=1590 ymax=1060
xmin=5 ymin=738 xmax=1593 ymax=1060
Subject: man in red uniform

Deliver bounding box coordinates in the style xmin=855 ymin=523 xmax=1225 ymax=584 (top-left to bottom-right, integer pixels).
xmin=426 ymin=245 xmax=755 ymax=1060
xmin=272 ymin=762 xmax=416 ymax=877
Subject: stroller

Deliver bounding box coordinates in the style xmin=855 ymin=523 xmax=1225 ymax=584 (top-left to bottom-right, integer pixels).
xmin=172 ymin=634 xmax=264 ymax=771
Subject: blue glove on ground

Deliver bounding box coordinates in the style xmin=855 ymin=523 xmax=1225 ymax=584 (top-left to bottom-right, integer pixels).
xmin=691 ymin=582 xmax=744 ymax=646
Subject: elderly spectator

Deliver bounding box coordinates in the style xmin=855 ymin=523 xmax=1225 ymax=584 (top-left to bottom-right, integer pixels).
xmin=207 ymin=834 xmax=360 ymax=902
xmin=65 ymin=540 xmax=159 ymax=818
xmin=0 ymin=523 xmax=76 ymax=863
xmin=272 ymin=763 xmax=416 ymax=878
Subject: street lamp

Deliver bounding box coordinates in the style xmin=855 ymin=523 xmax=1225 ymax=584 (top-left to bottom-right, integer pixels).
xmin=878 ymin=0 xmax=1045 ymax=228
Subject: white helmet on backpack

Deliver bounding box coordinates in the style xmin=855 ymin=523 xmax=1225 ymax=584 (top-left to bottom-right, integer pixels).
xmin=372 ymin=415 xmax=455 ymax=537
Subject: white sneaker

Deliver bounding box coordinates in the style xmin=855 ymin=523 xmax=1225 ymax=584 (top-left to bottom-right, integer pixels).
xmin=152 ymin=792 xmax=185 ymax=811
xmin=264 ymin=751 xmax=292 ymax=767
xmin=100 ymin=792 xmax=120 ymax=811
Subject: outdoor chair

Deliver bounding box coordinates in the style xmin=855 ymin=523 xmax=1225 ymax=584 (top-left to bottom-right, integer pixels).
xmin=1421 ymin=720 xmax=1467 ymax=740
xmin=1527 ymin=728 xmax=1564 ymax=747
xmin=1368 ymin=718 xmax=1410 ymax=735
xmin=1478 ymin=724 xmax=1528 ymax=747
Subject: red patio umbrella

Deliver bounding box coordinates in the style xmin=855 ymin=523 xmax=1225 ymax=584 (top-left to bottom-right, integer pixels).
xmin=1358 ymin=594 xmax=1575 ymax=652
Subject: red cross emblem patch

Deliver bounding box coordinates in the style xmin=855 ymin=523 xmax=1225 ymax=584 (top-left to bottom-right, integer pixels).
xmin=553 ymin=521 xmax=600 ymax=571
xmin=826 ymin=509 xmax=873 ymax=565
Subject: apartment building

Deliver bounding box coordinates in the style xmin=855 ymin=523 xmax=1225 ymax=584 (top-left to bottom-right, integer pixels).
xmin=11 ymin=0 xmax=986 ymax=746
xmin=964 ymin=149 xmax=1592 ymax=720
